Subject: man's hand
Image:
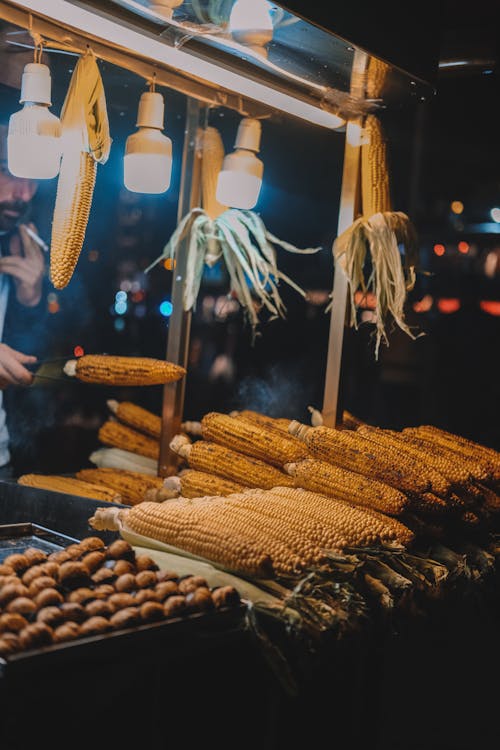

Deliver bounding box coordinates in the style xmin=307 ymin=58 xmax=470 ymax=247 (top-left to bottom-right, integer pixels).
xmin=0 ymin=343 xmax=36 ymax=389
xmin=0 ymin=223 xmax=45 ymax=307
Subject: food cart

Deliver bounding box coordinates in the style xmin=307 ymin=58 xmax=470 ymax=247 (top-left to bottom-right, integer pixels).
xmin=1 ymin=3 xmax=500 ymax=749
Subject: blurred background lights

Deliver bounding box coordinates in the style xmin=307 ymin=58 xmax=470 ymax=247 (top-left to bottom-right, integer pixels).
xmin=458 ymin=241 xmax=470 ymax=254
xmin=114 ymin=300 xmax=128 ymax=315
xmin=490 ymin=208 xmax=500 ymax=223
xmin=115 ymin=290 xmax=127 ymax=303
xmin=159 ymin=300 xmax=173 ymax=317
xmin=73 ymin=346 xmax=84 ymax=357
xmin=434 ymin=243 xmax=446 ymax=256
xmin=451 ymin=200 xmax=464 ymax=215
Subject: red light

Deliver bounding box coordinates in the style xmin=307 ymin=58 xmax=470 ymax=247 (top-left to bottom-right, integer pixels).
xmin=48 ymin=301 xmax=60 ymax=314
xmin=74 ymin=346 xmax=85 ymax=357
xmin=413 ymin=294 xmax=434 ymax=313
xmin=437 ymin=298 xmax=461 ymax=314
xmin=354 ymin=291 xmax=377 ymax=309
xmin=480 ymin=300 xmax=500 ymax=316
xmin=458 ymin=241 xmax=469 ymax=254
xmin=434 ymin=244 xmax=446 ymax=257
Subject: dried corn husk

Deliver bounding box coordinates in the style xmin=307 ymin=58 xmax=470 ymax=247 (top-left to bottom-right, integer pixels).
xmin=50 ymin=50 xmax=111 ymax=289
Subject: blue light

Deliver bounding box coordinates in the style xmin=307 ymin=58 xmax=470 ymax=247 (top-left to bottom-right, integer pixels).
xmin=114 ymin=318 xmax=126 ymax=332
xmin=115 ymin=300 xmax=128 ymax=315
xmin=159 ymin=300 xmax=173 ymax=317
xmin=115 ymin=290 xmax=127 ymax=303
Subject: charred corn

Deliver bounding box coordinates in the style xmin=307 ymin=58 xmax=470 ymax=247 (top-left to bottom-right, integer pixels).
xmin=18 ymin=474 xmax=120 ymax=503
xmin=64 ymin=355 xmax=186 ymax=386
xmin=285 ymin=458 xmax=408 ymax=516
xmin=107 ymin=400 xmax=162 ymax=439
xmin=99 ymin=420 xmax=159 ymax=460
xmin=231 ymin=410 xmax=292 ymax=433
xmin=170 ymin=434 xmax=294 ymax=489
xmin=76 ymin=468 xmax=164 ymax=506
xmin=201 ymin=412 xmax=308 ymax=467
xmin=179 ymin=469 xmax=246 ymax=498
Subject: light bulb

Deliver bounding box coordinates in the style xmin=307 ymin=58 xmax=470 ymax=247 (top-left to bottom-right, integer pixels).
xmin=7 ymin=63 xmax=62 ymax=179
xmin=229 ymin=0 xmax=273 ymax=54
xmin=124 ymin=91 xmax=173 ymax=194
xmin=216 ymin=118 xmax=263 ymax=210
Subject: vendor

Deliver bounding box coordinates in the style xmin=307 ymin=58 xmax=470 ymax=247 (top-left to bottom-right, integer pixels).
xmin=0 ymin=121 xmax=45 ymax=477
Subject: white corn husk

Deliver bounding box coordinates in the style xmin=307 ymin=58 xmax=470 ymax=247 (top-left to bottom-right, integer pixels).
xmin=147 ymin=208 xmax=320 ymax=335
xmin=89 ymin=448 xmax=158 ymax=476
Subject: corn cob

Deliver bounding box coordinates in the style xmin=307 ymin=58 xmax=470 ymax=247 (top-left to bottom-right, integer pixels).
xmin=17 ymin=474 xmax=120 ymax=503
xmin=399 ymin=429 xmax=489 ymax=484
xmin=289 ymin=422 xmax=433 ymax=498
xmin=265 ymin=487 xmax=414 ymax=549
xmin=89 ymin=447 xmax=158 ymax=476
xmin=76 ymin=468 xmax=164 ymax=506
xmin=201 ymin=412 xmax=308 ymax=467
xmin=50 ymin=152 xmax=97 ymax=289
xmin=179 ymin=469 xmax=246 ymax=498
xmin=50 ymin=52 xmax=111 ymax=289
xmin=170 ymin=434 xmax=294 ymax=489
xmin=120 ymin=500 xmax=274 ymax=578
xmin=99 ymin=420 xmax=160 ymax=461
xmin=107 ymin=400 xmax=162 ymax=439
xmin=64 ymin=355 xmax=186 ymax=386
xmin=285 ymin=458 xmax=408 ymax=516
xmin=342 ymin=410 xmax=365 ymax=430
xmin=404 ymin=426 xmax=500 ymax=483
xmin=361 ymin=115 xmax=392 ymax=218
xmin=355 ymin=425 xmax=452 ymax=498
xmin=231 ymin=410 xmax=291 ymax=433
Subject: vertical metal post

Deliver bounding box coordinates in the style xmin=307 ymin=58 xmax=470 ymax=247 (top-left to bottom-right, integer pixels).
xmin=322 ymin=50 xmax=368 ymax=428
xmin=158 ymin=98 xmax=205 ymax=477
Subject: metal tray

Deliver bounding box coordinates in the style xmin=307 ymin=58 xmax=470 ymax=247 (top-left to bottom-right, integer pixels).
xmin=0 ymin=523 xmax=247 ymax=678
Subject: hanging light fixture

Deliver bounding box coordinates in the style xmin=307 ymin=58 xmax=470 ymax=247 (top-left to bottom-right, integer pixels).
xmin=229 ymin=0 xmax=274 ymax=56
xmin=7 ymin=52 xmax=62 ymax=180
xmin=216 ymin=118 xmax=264 ymax=210
xmin=124 ymin=81 xmax=173 ymax=194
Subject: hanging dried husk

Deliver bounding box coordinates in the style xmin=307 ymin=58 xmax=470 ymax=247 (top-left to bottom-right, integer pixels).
xmin=50 ymin=50 xmax=111 ymax=289
xmin=330 ymin=56 xmax=422 ymax=358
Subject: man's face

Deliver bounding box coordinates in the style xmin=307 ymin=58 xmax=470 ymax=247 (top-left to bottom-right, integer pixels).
xmin=0 ymin=162 xmax=37 ymax=232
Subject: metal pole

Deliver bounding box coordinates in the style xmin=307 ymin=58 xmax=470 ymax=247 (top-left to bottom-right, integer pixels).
xmin=322 ymin=50 xmax=368 ymax=428
xmin=158 ymin=98 xmax=205 ymax=477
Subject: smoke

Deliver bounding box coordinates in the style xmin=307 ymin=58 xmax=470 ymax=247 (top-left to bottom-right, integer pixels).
xmin=233 ymin=363 xmax=311 ymax=420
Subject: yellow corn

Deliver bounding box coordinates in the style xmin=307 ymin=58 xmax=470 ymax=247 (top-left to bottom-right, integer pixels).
xmin=66 ymin=355 xmax=185 ymax=386
xmin=201 ymin=412 xmax=308 ymax=467
xmin=361 ymin=115 xmax=392 ymax=218
xmin=286 ymin=458 xmax=408 ymax=516
xmin=179 ymin=470 xmax=246 ymax=499
xmin=124 ymin=500 xmax=274 ymax=578
xmin=99 ymin=420 xmax=160 ymax=461
xmin=233 ymin=410 xmax=291 ymax=433
xmin=170 ymin=435 xmax=294 ymax=489
xmin=76 ymin=468 xmax=164 ymax=506
xmin=17 ymin=474 xmax=120 ymax=503
xmin=107 ymin=400 xmax=161 ymax=439
xmin=398 ymin=429 xmax=489 ymax=484
xmin=50 ymin=152 xmax=96 ymax=289
xmin=405 ymin=426 xmax=500 ymax=483
xmin=342 ymin=410 xmax=364 ymax=429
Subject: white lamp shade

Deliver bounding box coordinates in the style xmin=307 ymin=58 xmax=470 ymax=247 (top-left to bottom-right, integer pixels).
xmin=229 ymin=0 xmax=273 ymax=47
xmin=216 ymin=149 xmax=264 ymax=210
xmin=7 ymin=104 xmax=62 ymax=179
xmin=124 ymin=127 xmax=173 ymax=194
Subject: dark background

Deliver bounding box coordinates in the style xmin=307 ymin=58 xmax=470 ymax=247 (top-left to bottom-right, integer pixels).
xmin=0 ymin=0 xmax=498 ymax=476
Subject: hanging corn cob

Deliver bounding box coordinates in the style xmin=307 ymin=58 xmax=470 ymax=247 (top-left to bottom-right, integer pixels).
xmin=76 ymin=468 xmax=164 ymax=506
xmin=50 ymin=50 xmax=111 ymax=289
xmin=329 ymin=58 xmax=420 ymax=358
xmin=146 ymin=124 xmax=320 ymax=337
xmin=107 ymin=400 xmax=162 ymax=438
xmin=63 ymin=355 xmax=185 ymax=386
xmin=18 ymin=474 xmax=120 ymax=503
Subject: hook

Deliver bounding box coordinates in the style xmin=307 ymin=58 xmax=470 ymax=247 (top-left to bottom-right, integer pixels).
xmin=150 ymin=72 xmax=157 ymax=93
